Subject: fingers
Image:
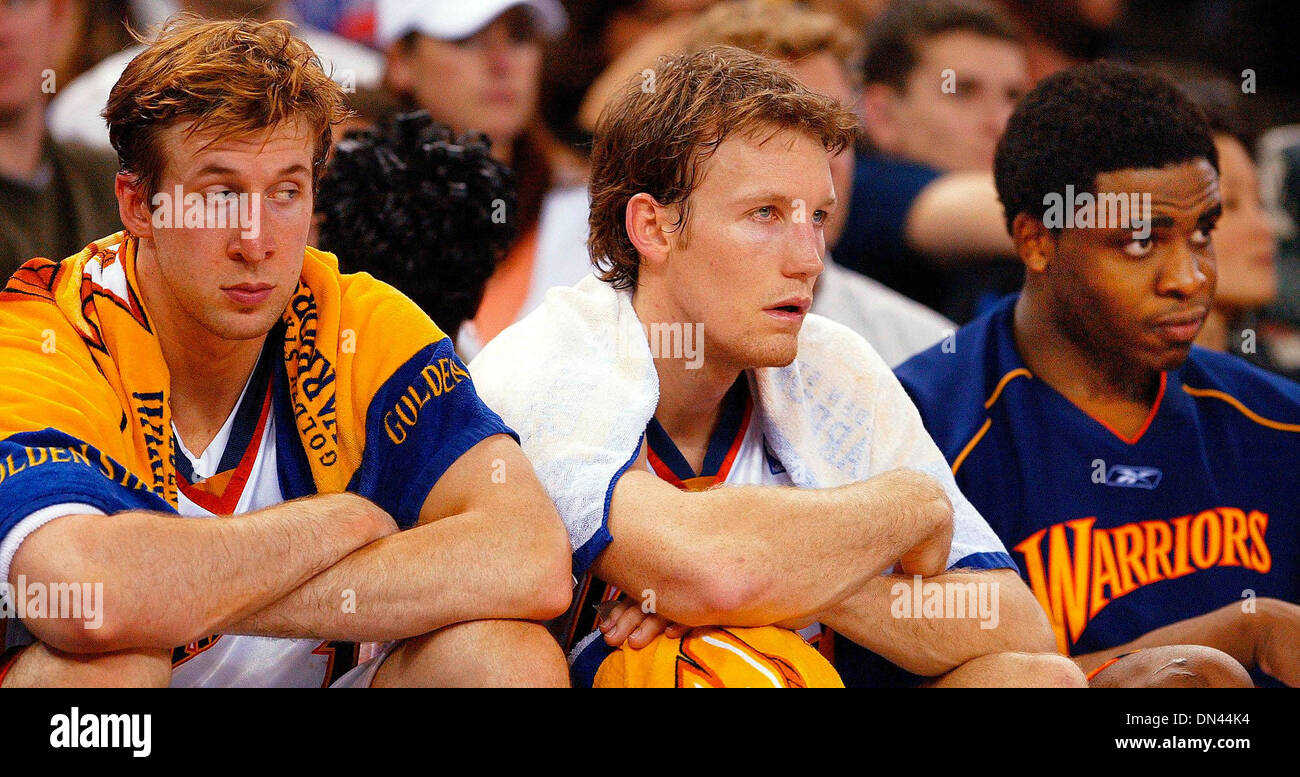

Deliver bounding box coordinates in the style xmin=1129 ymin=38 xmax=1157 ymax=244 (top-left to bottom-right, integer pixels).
xmin=598 ymin=598 xmax=688 ymax=648
xmin=627 ymin=614 xmax=674 ymax=649
xmin=598 ymin=599 xmax=644 ymax=646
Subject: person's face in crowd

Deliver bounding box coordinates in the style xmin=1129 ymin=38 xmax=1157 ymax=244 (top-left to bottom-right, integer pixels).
xmin=386 ymin=9 xmax=542 ymax=156
xmin=1208 ymin=133 xmax=1276 ymax=313
xmin=1040 ymin=160 xmax=1220 ymax=375
xmin=603 ymin=0 xmax=718 ymax=60
xmin=870 ymin=31 xmax=1029 ymax=172
xmin=122 ymin=118 xmax=315 ymax=347
xmin=0 ymin=0 xmax=62 ymax=122
xmin=788 ymin=52 xmax=856 ymax=251
xmin=645 ymin=128 xmax=832 ymax=372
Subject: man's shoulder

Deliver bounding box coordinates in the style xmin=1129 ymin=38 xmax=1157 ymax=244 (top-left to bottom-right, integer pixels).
xmin=895 ymin=298 xmax=1011 ymax=398
xmin=1179 ymin=346 xmax=1300 ymax=428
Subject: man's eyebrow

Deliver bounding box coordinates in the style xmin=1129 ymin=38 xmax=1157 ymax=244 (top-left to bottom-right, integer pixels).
xmin=1197 ymin=202 xmax=1223 ymax=223
xmin=735 ymin=190 xmax=837 ymax=207
xmin=192 ymin=163 xmax=312 ymax=178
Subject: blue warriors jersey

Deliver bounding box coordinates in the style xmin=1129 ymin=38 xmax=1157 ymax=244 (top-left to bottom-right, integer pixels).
xmin=895 ymin=294 xmax=1300 ymax=662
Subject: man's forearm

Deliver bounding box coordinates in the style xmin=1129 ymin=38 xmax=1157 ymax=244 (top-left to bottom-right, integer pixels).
xmin=10 ymin=493 xmax=395 ymax=653
xmin=226 ymin=507 xmax=569 ymax=642
xmin=1071 ymin=602 xmax=1255 ymax=675
xmin=599 ymin=468 xmax=953 ymax=628
xmin=820 ymin=569 xmax=1057 ymax=676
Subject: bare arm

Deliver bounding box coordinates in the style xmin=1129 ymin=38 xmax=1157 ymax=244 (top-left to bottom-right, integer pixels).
xmin=1072 ymin=597 xmax=1300 ymax=686
xmin=905 ymin=171 xmax=1017 ymax=263
xmin=224 ymin=435 xmax=573 ymax=642
xmin=0 ymin=643 xmax=172 ymax=688
xmin=9 ymin=492 xmax=396 ymax=654
xmin=592 ymin=464 xmax=954 ymax=629
xmin=816 ymin=567 xmax=1057 ymax=676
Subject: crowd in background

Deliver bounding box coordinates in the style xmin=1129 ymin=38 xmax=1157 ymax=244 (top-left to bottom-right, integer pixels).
xmin=4 ymin=0 xmax=1300 ymax=376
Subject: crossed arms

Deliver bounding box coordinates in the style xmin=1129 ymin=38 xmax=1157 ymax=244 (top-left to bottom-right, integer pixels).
xmin=8 ymin=434 xmax=572 ymax=659
xmin=595 ymin=458 xmax=1057 ymax=678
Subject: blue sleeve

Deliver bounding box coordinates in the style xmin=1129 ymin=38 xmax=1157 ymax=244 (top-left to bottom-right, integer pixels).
xmin=836 ymin=155 xmax=942 ymax=279
xmin=0 ymin=429 xmax=176 ymax=540
xmin=347 ymin=338 xmax=518 ymax=528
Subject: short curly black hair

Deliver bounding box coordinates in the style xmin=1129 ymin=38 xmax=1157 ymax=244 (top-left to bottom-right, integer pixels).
xmin=993 ymin=61 xmax=1219 ymax=235
xmin=316 ymin=111 xmax=518 ymax=339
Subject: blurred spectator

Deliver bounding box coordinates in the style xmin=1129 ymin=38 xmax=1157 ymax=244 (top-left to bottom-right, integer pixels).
xmin=53 ymin=1 xmax=135 ymax=87
xmin=291 ymin=0 xmax=376 ymax=46
xmin=838 ymin=0 xmax=1030 ymax=323
xmin=45 ymin=1 xmax=382 ymax=151
xmin=316 ymin=112 xmax=517 ymax=347
xmin=686 ymin=0 xmax=954 ymax=365
xmin=1161 ymin=70 xmax=1300 ymax=383
xmin=377 ymin=0 xmax=592 ymax=357
xmin=996 ymin=0 xmax=1123 ymax=81
xmin=332 ymin=83 xmax=401 ymax=143
xmin=1 ymin=0 xmax=120 ymax=278
xmin=804 ymin=0 xmax=890 ymax=31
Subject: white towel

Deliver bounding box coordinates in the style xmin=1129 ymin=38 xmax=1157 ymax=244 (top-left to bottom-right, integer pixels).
xmin=469 ymin=274 xmax=1012 ymax=575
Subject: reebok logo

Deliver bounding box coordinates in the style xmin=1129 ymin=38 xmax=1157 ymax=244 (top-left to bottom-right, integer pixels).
xmin=1104 ymin=465 xmax=1162 ymax=489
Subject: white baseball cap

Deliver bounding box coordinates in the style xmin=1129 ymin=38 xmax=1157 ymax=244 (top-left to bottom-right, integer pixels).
xmin=375 ymin=0 xmax=568 ymax=48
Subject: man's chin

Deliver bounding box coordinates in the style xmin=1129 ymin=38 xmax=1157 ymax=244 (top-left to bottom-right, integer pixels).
xmin=744 ymin=340 xmax=800 ymax=370
xmin=208 ymin=312 xmax=282 ymax=343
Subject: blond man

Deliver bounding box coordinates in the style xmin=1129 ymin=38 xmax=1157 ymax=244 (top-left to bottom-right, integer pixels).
xmin=0 ymin=17 xmax=571 ymax=688
xmin=471 ymin=45 xmax=1084 ymax=687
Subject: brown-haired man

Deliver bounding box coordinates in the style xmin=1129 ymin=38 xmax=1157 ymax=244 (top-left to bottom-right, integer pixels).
xmin=470 ymin=45 xmax=1083 ymax=687
xmin=0 ymin=17 xmax=571 ymax=687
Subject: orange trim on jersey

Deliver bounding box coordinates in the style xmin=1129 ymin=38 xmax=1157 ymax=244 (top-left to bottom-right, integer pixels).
xmin=985 ymin=367 xmax=1033 ymax=409
xmin=646 ymin=445 xmax=681 ymax=487
xmin=178 ymin=383 xmax=273 ymax=515
xmin=646 ymin=394 xmax=752 ymax=493
xmin=1079 ymin=372 xmax=1166 ymax=446
xmin=1182 ymin=385 xmax=1300 ymax=433
xmin=1085 ymin=649 xmax=1140 ymax=683
xmin=712 ymin=398 xmax=752 ymax=487
xmin=953 ymin=368 xmax=1033 ymax=476
xmin=951 ymin=418 xmax=992 ymax=476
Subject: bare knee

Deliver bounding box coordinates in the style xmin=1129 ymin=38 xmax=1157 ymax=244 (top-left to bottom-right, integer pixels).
xmin=1089 ymin=645 xmax=1253 ymax=688
xmin=986 ymin=651 xmax=1088 ymax=687
xmin=375 ymin=620 xmax=570 ymax=688
xmin=930 ymin=651 xmax=1088 ymax=687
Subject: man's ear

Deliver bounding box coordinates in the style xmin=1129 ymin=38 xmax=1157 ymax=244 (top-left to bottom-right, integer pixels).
xmin=116 ymin=172 xmax=154 ymax=239
xmin=1012 ymin=212 xmax=1054 ymax=274
xmin=858 ymin=83 xmax=903 ymax=153
xmin=383 ymin=41 xmax=415 ymax=96
xmin=625 ymin=192 xmax=673 ymax=271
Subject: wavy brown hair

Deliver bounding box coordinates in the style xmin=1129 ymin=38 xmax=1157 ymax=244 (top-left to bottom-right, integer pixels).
xmin=587 ymin=45 xmax=858 ymax=290
xmin=104 ymin=15 xmax=349 ymax=198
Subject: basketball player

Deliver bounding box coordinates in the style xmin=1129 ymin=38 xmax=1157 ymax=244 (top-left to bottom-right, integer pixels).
xmin=0 ymin=17 xmax=571 ymax=687
xmin=471 ymin=45 xmax=1086 ymax=687
xmin=896 ymin=61 xmax=1300 ymax=687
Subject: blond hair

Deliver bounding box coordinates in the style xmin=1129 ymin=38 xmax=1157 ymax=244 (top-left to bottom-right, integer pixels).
xmin=105 ymin=15 xmax=349 ymax=196
xmin=588 ymin=45 xmax=858 ymax=290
